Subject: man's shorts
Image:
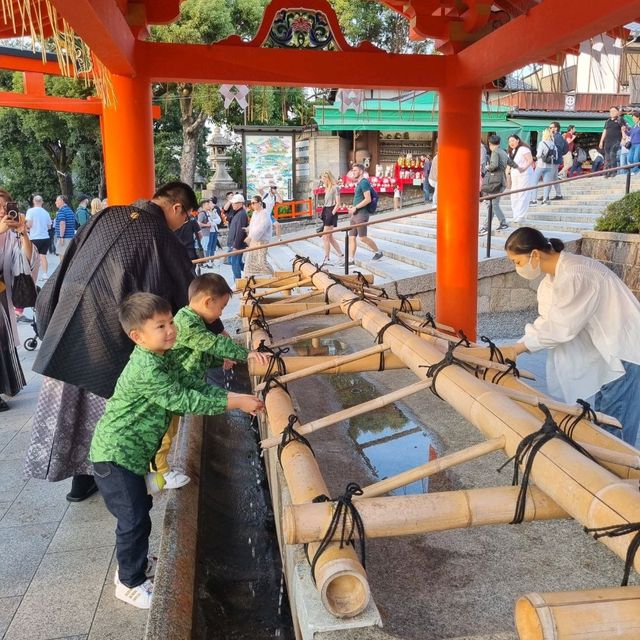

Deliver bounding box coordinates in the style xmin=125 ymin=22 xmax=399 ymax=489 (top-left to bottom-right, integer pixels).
xmin=31 ymin=238 xmax=50 ymax=255
xmin=348 ymin=210 xmax=369 ymax=237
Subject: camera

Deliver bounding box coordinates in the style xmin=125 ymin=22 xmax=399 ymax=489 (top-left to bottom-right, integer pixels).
xmin=6 ymin=202 xmax=19 ymax=221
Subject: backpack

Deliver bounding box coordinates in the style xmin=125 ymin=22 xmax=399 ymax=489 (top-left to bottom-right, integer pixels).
xmin=576 ymin=147 xmax=587 ymax=163
xmin=367 ymin=186 xmax=379 ymax=213
xmin=540 ymin=142 xmax=557 ymax=164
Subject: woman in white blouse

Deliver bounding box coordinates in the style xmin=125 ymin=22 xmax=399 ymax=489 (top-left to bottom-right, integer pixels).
xmin=243 ymin=195 xmax=274 ymax=276
xmin=506 ymin=135 xmax=534 ymax=223
xmin=502 ymin=227 xmax=640 ymax=446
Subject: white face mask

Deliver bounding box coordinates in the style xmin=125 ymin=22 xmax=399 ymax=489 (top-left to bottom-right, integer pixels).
xmin=515 ymin=253 xmax=541 ymax=280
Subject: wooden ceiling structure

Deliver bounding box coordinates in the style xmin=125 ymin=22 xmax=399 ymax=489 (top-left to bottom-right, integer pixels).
xmin=0 ymin=0 xmax=639 ymax=336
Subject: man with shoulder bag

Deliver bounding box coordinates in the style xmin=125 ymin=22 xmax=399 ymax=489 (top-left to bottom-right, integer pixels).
xmin=479 ymin=134 xmax=515 ymax=235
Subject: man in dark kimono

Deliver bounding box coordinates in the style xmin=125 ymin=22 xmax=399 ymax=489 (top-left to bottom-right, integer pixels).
xmin=24 ymin=181 xmax=198 ymax=501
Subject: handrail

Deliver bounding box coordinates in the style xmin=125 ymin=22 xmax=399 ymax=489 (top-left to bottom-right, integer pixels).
xmin=196 ymin=161 xmax=639 ymax=267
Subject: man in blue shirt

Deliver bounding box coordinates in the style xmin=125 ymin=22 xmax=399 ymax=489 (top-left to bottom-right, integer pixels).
xmin=548 ymin=121 xmax=567 ymax=200
xmin=54 ymin=195 xmax=76 ymax=256
xmin=344 ymin=163 xmax=382 ymax=265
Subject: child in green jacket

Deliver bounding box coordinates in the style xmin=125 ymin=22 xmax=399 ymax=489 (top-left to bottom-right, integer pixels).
xmin=90 ymin=292 xmax=263 ymax=610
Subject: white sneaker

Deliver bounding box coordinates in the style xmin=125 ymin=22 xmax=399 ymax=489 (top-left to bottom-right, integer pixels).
xmin=163 ymin=469 xmax=191 ymax=489
xmin=114 ymin=554 xmax=158 ymax=585
xmin=114 ymin=576 xmax=153 ymax=609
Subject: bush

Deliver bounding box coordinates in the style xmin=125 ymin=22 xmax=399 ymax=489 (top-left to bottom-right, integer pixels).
xmin=595 ymin=191 xmax=640 ymax=233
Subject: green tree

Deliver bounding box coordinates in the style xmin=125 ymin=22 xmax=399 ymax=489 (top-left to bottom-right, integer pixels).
xmin=330 ymin=0 xmax=431 ymax=53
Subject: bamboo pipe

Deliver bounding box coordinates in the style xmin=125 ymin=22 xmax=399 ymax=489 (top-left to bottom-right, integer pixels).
xmin=278 ymin=290 xmax=322 ymax=304
xmin=248 ymin=353 xmax=406 ymax=378
xmin=282 ymin=486 xmax=568 ymax=545
xmin=254 ymin=344 xmax=390 ymax=392
xmin=496 ymin=386 xmax=622 ymax=429
xmin=249 ymin=278 xmax=313 ymax=298
xmin=489 ymin=373 xmax=640 ymax=480
xmin=250 ymin=326 xmax=370 ymax=619
xmin=359 ymin=437 xmax=506 ymax=498
xmin=451 ymin=350 xmax=536 ymax=381
xmin=268 ymin=319 xmax=363 ymax=349
xmin=260 ymin=379 xmax=433 ymax=449
xmin=578 ymin=443 xmax=640 ymax=470
xmin=401 ymin=307 xmax=637 ymax=477
xmin=237 ymin=301 xmax=345 ymax=333
xmin=296 ymin=262 xmax=640 ymax=572
xmin=395 ymin=310 xmax=456 ymax=334
xmin=236 ymin=271 xmax=374 ymax=292
xmin=240 ymin=301 xmax=345 ymax=319
xmin=515 ymin=586 xmax=640 ymax=640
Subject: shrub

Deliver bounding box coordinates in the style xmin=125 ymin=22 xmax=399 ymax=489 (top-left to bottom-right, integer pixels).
xmin=595 ymin=191 xmax=640 ymax=233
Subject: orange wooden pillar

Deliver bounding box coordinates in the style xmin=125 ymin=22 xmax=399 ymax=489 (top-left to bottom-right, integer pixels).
xmin=435 ymin=86 xmax=482 ymax=340
xmin=102 ymin=74 xmax=155 ymax=204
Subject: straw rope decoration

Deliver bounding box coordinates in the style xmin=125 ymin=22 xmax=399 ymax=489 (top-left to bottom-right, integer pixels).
xmin=1 ymin=0 xmax=115 ymax=106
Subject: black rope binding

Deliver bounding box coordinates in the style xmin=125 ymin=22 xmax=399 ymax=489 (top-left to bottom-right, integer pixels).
xmin=420 ymin=338 xmax=480 ymax=399
xmin=374 ymin=319 xmax=395 ymax=372
xmin=309 ymin=482 xmax=366 ymax=584
xmin=324 ymin=281 xmax=340 ymax=304
xmin=393 ymin=282 xmax=414 ymax=313
xmin=584 ymin=522 xmax=640 ymax=586
xmin=498 ymin=403 xmax=598 ymax=524
xmin=256 ymin=342 xmax=290 ymax=399
xmin=277 ymin=414 xmax=315 ymax=465
xmin=559 ymin=399 xmax=599 ymax=440
xmin=421 ymin=312 xmax=437 ymax=329
xmin=242 ymin=275 xmax=257 ymax=295
xmin=475 ymin=336 xmax=521 ymax=384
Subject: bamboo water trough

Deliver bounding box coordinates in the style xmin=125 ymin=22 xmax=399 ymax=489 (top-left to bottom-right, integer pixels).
xmin=240 ymin=262 xmax=640 ymax=636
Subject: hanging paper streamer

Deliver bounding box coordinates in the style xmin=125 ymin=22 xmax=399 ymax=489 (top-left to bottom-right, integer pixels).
xmin=337 ymin=89 xmax=365 ymax=114
xmin=220 ymin=84 xmax=251 ymax=110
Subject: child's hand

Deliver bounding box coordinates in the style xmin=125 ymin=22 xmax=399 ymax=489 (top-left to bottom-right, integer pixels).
xmin=248 ymin=350 xmax=272 ymax=367
xmin=223 ymin=358 xmax=236 ymax=370
xmin=238 ymin=395 xmax=265 ymax=416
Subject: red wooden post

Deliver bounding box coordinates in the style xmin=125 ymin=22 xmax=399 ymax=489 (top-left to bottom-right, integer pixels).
xmin=436 ymin=86 xmax=482 ymax=340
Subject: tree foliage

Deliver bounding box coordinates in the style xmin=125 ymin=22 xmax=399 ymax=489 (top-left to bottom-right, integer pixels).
xmin=0 ymin=73 xmax=102 ymax=206
xmin=329 ymin=0 xmax=431 ymax=53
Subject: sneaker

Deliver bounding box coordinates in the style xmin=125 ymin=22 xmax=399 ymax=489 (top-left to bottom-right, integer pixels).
xmin=478 ymin=227 xmax=488 ymax=236
xmin=114 ymin=554 xmax=158 ymax=585
xmin=551 ymin=195 xmax=563 ymax=200
xmin=163 ymin=469 xmax=190 ymax=489
xmin=542 ymin=200 xmax=551 ymax=206
xmin=497 ymin=222 xmax=510 ymax=231
xmin=371 ymin=252 xmax=383 ymax=261
xmin=529 ymin=201 xmax=537 ymax=206
xmin=322 ymin=259 xmax=333 ymax=266
xmin=340 ymin=259 xmax=355 ymax=267
xmin=114 ymin=576 xmax=153 ymax=609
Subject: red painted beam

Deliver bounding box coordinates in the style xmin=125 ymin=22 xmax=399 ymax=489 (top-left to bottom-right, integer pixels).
xmin=0 ymin=92 xmax=103 ymax=114
xmin=134 ymin=41 xmax=448 ymax=89
xmin=0 ymin=54 xmax=63 ymax=76
xmin=49 ymin=0 xmax=136 ymax=76
xmin=452 ymin=0 xmax=640 ymax=87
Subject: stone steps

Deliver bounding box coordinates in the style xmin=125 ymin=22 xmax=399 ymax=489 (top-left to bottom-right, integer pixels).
xmin=268 ymin=173 xmax=634 ymax=285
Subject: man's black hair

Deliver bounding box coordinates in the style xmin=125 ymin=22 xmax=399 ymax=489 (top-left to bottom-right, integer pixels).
xmin=153 ymin=181 xmax=198 ymax=212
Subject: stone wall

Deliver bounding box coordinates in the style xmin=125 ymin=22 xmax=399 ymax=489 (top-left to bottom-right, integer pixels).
xmin=394 ymin=240 xmax=582 ymax=316
xmin=580 ymin=231 xmax=640 ymax=300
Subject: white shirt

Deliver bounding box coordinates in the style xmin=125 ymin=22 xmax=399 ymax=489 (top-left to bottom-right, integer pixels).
xmin=25 ymin=206 xmax=52 ymax=240
xmin=521 ymin=252 xmax=640 ymax=402
xmin=262 ymin=191 xmax=281 ymax=218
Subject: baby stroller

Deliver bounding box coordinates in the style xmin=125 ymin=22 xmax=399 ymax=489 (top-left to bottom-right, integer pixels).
xmin=22 ymin=285 xmax=41 ymax=351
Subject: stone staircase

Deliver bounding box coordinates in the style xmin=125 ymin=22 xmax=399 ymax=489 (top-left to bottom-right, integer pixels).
xmin=264 ymin=173 xmax=638 ymax=284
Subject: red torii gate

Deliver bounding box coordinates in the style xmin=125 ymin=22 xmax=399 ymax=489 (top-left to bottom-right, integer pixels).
xmin=0 ymin=0 xmax=638 ymax=338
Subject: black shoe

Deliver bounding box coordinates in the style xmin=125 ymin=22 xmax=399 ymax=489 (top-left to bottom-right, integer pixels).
xmin=552 ymin=195 xmax=563 ymax=200
xmin=0 ymin=398 xmax=9 ymax=412
xmin=497 ymin=222 xmax=510 ymax=230
xmin=66 ymin=474 xmax=98 ymax=502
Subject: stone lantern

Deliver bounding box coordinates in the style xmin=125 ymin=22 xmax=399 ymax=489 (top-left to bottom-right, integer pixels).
xmin=202 ymin=126 xmax=237 ymax=201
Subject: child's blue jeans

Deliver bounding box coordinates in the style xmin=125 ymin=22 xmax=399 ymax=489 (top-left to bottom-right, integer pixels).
xmin=93 ymin=461 xmax=152 ymax=588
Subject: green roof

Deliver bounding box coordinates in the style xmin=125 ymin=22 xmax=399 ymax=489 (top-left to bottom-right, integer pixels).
xmin=314 ymin=91 xmax=516 ymax=132
xmin=509 ymin=117 xmax=606 ymax=133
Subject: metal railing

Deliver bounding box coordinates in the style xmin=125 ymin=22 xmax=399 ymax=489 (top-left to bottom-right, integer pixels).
xmin=197 ymin=161 xmax=639 ymax=273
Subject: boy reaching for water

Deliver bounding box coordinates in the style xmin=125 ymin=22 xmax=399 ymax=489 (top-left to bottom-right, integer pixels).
xmin=90 ymin=292 xmax=263 ymax=609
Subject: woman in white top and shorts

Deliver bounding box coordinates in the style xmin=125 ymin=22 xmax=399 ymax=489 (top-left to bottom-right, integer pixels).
xmin=319 ymin=171 xmax=344 ymax=266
